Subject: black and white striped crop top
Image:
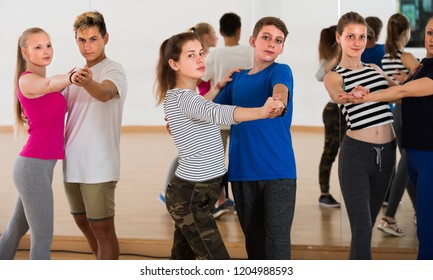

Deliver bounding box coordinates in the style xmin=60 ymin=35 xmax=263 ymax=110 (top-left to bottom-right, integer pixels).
xmin=381 ymin=50 xmax=409 ymax=82
xmin=333 ymin=63 xmax=393 ymax=131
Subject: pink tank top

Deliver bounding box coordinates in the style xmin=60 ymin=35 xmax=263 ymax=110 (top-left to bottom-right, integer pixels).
xmin=197 ymin=80 xmax=211 ymax=96
xmin=18 ymin=72 xmax=67 ymax=160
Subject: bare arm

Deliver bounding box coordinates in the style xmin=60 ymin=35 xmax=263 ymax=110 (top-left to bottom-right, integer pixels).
xmin=362 ymin=77 xmax=433 ymax=103
xmin=316 ymin=57 xmax=338 ymax=81
xmin=324 ymin=71 xmax=347 ymax=104
xmin=19 ymin=72 xmax=74 ymax=98
xmin=401 ymin=52 xmax=421 ymax=74
xmin=72 ymin=67 xmax=118 ymax=102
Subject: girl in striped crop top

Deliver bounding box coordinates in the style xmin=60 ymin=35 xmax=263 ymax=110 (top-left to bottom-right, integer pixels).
xmin=323 ymin=12 xmax=397 ymax=260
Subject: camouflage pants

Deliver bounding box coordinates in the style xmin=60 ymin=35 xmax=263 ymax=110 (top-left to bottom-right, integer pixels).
xmin=165 ymin=175 xmax=230 ymax=260
xmin=319 ymin=102 xmax=346 ymax=193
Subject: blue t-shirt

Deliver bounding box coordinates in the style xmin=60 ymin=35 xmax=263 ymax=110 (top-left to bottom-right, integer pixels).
xmin=361 ymin=44 xmax=385 ymax=68
xmin=214 ymin=62 xmax=297 ymax=181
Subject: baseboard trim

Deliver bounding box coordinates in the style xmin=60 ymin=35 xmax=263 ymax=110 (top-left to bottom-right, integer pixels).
xmin=0 ymin=125 xmax=323 ymax=134
xmin=15 ymin=235 xmax=416 ymax=260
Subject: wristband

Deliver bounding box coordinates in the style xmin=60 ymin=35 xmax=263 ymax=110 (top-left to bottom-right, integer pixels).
xmin=280 ymin=104 xmax=287 ymax=117
xmin=216 ymin=82 xmax=223 ymax=90
xmin=69 ymin=71 xmax=76 ymax=83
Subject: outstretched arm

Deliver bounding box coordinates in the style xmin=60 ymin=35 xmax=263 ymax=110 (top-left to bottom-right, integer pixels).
xmin=233 ymin=97 xmax=285 ymax=122
xmin=361 ymin=77 xmax=433 ymax=103
xmin=19 ymin=70 xmax=76 ymax=97
xmin=324 ymin=71 xmax=348 ymax=104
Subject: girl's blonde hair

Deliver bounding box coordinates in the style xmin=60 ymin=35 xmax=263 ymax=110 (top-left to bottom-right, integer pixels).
xmin=155 ymin=32 xmax=201 ymax=105
xmin=14 ymin=27 xmax=48 ymax=133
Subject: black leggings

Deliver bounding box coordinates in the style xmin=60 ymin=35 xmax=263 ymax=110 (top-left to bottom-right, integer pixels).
xmin=338 ymin=136 xmax=396 ymax=259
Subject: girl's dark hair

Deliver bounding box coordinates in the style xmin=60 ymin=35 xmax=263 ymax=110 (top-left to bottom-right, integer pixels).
xmin=385 ymin=13 xmax=410 ymax=58
xmin=155 ymin=32 xmax=201 ymax=105
xmin=318 ymin=25 xmax=339 ymax=61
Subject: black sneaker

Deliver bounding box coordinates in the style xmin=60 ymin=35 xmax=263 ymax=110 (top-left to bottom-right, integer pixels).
xmin=319 ymin=194 xmax=341 ymax=208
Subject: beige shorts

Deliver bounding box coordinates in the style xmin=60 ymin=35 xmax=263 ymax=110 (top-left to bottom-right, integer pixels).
xmin=64 ymin=181 xmax=117 ymax=221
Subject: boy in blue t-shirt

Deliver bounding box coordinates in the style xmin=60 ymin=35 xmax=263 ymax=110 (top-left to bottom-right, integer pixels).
xmin=214 ymin=16 xmax=296 ymax=260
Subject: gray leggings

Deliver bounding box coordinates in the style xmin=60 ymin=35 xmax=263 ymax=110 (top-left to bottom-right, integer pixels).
xmin=0 ymin=156 xmax=56 ymax=260
xmin=339 ymin=136 xmax=395 ymax=259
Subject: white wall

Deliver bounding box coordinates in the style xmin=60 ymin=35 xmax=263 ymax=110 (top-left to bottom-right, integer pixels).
xmin=0 ymin=0 xmax=408 ymax=127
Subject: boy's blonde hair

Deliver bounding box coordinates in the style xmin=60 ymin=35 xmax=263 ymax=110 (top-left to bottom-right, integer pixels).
xmin=73 ymin=10 xmax=107 ymax=37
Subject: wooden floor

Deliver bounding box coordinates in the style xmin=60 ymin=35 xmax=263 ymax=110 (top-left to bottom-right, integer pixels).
xmin=0 ymin=128 xmax=418 ymax=260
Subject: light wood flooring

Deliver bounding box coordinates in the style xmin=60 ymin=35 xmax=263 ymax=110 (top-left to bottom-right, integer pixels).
xmin=0 ymin=127 xmax=418 ymax=260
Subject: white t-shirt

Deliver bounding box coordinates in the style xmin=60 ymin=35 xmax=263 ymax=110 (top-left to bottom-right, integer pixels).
xmin=202 ymin=44 xmax=253 ymax=86
xmin=63 ymin=58 xmax=127 ymax=183
xmin=202 ymin=45 xmax=253 ymax=130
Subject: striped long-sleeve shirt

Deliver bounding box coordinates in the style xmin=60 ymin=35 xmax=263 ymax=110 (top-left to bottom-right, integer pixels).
xmin=334 ymin=64 xmax=393 ymax=130
xmin=163 ymin=88 xmax=237 ymax=182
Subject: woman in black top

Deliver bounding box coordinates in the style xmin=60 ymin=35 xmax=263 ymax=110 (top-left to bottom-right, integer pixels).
xmin=346 ymin=17 xmax=433 ymax=260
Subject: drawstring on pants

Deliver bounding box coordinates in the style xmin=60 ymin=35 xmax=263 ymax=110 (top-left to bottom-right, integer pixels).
xmin=372 ymin=146 xmax=384 ymax=172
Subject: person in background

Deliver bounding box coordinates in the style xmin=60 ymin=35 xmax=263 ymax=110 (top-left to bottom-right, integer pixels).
xmin=62 ymin=11 xmax=127 ymax=260
xmin=376 ymin=12 xmax=419 ymax=237
xmin=324 ymin=11 xmax=396 ymax=259
xmin=155 ymin=32 xmax=284 ymax=259
xmin=316 ymin=25 xmax=344 ymax=208
xmin=214 ymin=16 xmax=296 ymax=260
xmin=190 ymin=23 xmax=218 ymax=95
xmin=202 ymin=12 xmax=254 ymax=218
xmin=0 ymin=27 xmax=74 ymax=259
xmin=361 ymin=16 xmax=385 ymax=68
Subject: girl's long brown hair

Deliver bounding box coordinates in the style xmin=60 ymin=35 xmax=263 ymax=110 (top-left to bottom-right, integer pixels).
xmin=154 ymin=32 xmax=200 ymax=105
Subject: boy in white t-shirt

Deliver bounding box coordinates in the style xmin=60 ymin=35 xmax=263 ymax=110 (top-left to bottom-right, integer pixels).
xmin=202 ymin=13 xmax=253 ymax=217
xmin=63 ymin=11 xmax=127 ymax=260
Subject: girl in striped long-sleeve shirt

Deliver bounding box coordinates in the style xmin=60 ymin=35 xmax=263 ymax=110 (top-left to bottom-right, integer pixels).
xmin=154 ymin=32 xmax=284 ymax=260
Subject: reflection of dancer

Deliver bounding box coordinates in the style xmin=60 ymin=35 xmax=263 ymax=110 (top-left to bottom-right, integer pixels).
xmin=377 ymin=12 xmax=419 ymax=237
xmin=361 ymin=16 xmax=385 ymax=68
xmin=324 ymin=12 xmax=396 ymax=259
xmin=316 ymin=25 xmax=344 ymax=208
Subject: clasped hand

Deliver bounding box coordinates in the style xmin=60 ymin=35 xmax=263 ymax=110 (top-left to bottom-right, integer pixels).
xmin=263 ymin=97 xmax=285 ymax=118
xmin=338 ymin=85 xmax=369 ymax=104
xmin=70 ymin=66 xmax=93 ymax=86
